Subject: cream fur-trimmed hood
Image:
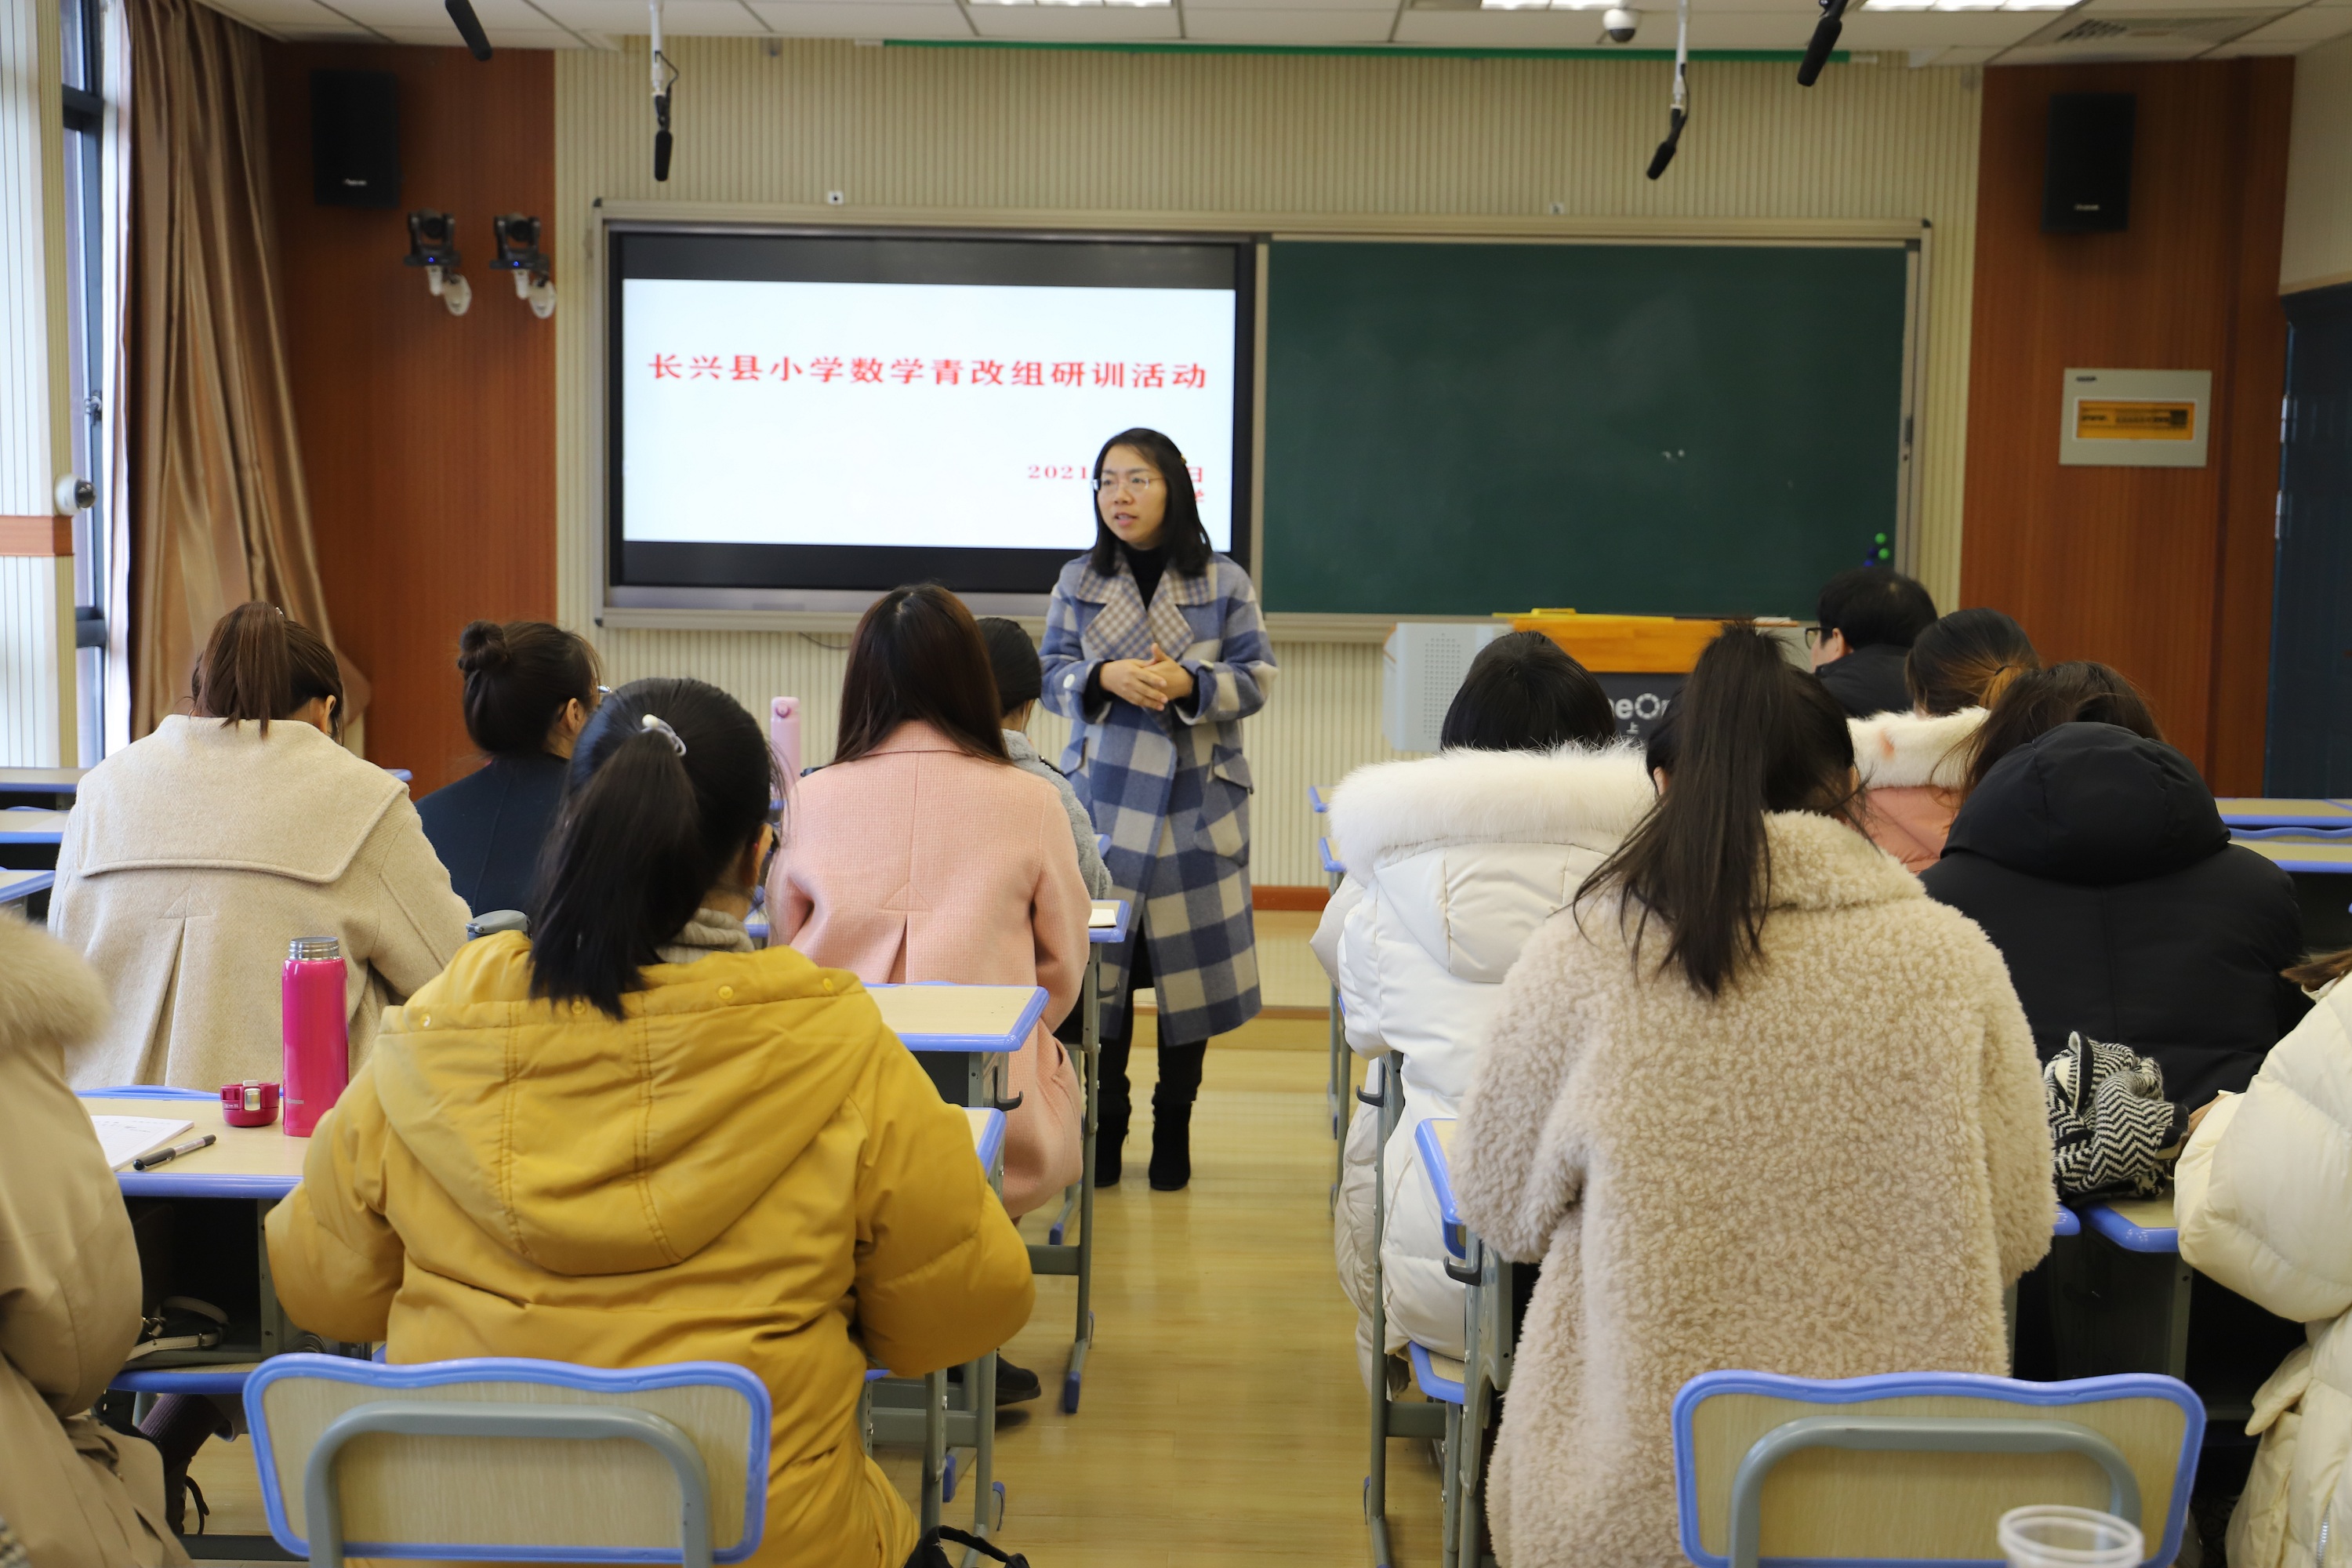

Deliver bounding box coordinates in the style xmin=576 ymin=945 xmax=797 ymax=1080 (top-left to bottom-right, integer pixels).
xmin=1327 ymin=743 xmax=1653 ymax=874
xmin=1849 ymin=708 xmax=1984 ymax=792
xmin=1759 ymin=810 xmax=1933 ymax=911
xmin=0 ymin=910 xmax=108 ymax=1058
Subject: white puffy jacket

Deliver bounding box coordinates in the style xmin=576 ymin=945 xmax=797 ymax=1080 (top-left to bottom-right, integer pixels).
xmin=1312 ymin=742 xmax=1652 ymax=1381
xmin=2177 ymin=976 xmax=2352 ymax=1568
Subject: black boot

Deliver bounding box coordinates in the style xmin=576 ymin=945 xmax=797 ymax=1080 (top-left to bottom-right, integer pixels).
xmin=1147 ymin=1040 xmax=1206 ymax=1191
xmin=1096 ymin=1030 xmax=1132 ymax=1188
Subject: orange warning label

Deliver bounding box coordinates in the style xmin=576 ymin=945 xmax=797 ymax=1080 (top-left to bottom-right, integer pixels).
xmin=2076 ymin=400 xmax=2198 ymax=441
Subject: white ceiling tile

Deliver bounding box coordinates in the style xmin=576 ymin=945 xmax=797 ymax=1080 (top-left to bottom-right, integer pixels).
xmin=1996 ymin=32 xmax=2209 ymax=53
xmin=1840 ymin=8 xmax=2047 ymax=42
xmin=1184 ymin=0 xmax=1396 ymax=11
xmin=1392 ymin=7 xmax=1617 ymax=40
xmin=2230 ymin=5 xmax=2352 ymax=36
xmin=1908 ymin=38 xmax=2002 ymax=53
xmin=2078 ymin=0 xmax=2288 ymax=14
xmin=742 ymin=0 xmax=969 ymax=31
xmin=2201 ymin=32 xmax=2304 ymax=45
xmin=1685 ymin=0 xmax=1839 ymax=16
xmin=1680 ymin=11 xmax=1817 ymax=41
xmin=368 ymin=22 xmax=586 ymax=41
xmin=966 ymin=5 xmax=1182 ymax=38
xmin=1180 ymin=6 xmax=1396 ymax=36
xmin=539 ymin=0 xmax=768 ymax=29
xmin=207 ymin=0 xmax=362 ymax=24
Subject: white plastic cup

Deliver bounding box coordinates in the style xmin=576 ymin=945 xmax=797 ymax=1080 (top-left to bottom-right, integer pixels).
xmin=1998 ymin=1505 xmax=2145 ymax=1568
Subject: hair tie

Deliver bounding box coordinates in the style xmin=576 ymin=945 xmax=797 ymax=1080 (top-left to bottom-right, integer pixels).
xmin=640 ymin=713 xmax=688 ymax=757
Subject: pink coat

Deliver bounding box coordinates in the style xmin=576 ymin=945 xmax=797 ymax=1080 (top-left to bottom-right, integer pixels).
xmin=771 ymin=721 xmax=1089 ymax=1217
xmin=1849 ymin=707 xmax=1986 ymax=875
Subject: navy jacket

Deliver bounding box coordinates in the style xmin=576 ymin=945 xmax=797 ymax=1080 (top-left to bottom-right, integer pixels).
xmin=1922 ymin=721 xmax=2307 ymax=1111
xmin=415 ymin=753 xmax=567 ymax=917
xmin=1816 ymin=642 xmax=1914 ymax=718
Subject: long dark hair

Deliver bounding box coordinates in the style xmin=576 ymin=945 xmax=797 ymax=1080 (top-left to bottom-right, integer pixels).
xmin=530 ymin=678 xmax=775 ymax=1018
xmin=456 ymin=619 xmax=601 ymax=757
xmin=1087 ymin=427 xmax=1213 ymax=579
xmin=1905 ymin=608 xmax=2038 ymax=717
xmin=191 ymin=601 xmax=345 ymax=741
xmin=833 ymin=584 xmax=1010 ymax=768
xmin=1964 ymin=661 xmax=2159 ymax=796
xmin=1441 ymin=632 xmax=1617 ymax=751
xmin=1580 ymin=626 xmax=1858 ymax=996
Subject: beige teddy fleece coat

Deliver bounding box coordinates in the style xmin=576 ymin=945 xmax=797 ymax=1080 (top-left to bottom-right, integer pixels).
xmin=1454 ymin=811 xmax=2054 ymax=1568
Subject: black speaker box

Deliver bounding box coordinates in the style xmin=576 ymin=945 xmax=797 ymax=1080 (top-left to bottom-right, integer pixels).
xmin=2043 ymin=93 xmax=2135 ymax=234
xmin=311 ymin=70 xmax=400 ymax=209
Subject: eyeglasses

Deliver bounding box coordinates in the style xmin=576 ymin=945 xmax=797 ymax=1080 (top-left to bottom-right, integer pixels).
xmin=1803 ymin=626 xmax=1828 ymax=648
xmin=1095 ymin=473 xmax=1164 ymax=494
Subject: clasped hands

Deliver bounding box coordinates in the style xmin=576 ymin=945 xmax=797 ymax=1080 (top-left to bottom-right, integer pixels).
xmin=1101 ymin=644 xmax=1196 ymax=713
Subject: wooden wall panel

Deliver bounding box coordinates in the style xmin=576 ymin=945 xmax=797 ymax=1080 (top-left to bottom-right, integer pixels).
xmin=262 ymin=42 xmax=555 ymax=794
xmin=1961 ymin=61 xmax=2292 ymax=792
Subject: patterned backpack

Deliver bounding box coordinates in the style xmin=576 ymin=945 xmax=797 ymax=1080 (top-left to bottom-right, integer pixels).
xmin=2044 ymin=1032 xmax=2176 ymax=1200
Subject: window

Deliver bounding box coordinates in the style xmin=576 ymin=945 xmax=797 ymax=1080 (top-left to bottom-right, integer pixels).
xmin=60 ymin=0 xmax=109 ymax=762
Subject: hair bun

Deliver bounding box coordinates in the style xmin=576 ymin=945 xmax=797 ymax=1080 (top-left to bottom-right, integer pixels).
xmin=456 ymin=619 xmax=510 ymax=674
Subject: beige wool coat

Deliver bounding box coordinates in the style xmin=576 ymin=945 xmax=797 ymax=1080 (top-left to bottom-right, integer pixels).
xmin=0 ymin=913 xmax=187 ymax=1568
xmin=49 ymin=716 xmax=471 ymax=1090
xmin=1454 ymin=811 xmax=2054 ymax=1568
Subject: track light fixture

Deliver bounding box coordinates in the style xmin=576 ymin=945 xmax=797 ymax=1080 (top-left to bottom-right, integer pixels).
xmin=402 ymin=210 xmax=472 ymax=316
xmin=492 ymin=214 xmax=557 ymax=318
xmin=1798 ymin=0 xmax=1849 ymax=84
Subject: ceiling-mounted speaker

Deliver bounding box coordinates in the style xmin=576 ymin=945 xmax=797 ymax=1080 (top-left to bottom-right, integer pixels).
xmin=2043 ymin=92 xmax=2135 ymax=234
xmin=312 ymin=70 xmax=401 ymax=209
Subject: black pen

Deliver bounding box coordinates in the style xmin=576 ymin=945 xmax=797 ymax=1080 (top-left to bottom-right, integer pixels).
xmin=132 ymin=1134 xmax=216 ymax=1171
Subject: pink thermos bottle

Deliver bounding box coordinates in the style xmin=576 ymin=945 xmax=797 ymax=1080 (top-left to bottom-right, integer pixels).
xmin=281 ymin=936 xmax=348 ymax=1138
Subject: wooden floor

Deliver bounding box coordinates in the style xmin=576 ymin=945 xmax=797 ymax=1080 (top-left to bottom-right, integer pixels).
xmin=188 ymin=1007 xmax=1447 ymax=1566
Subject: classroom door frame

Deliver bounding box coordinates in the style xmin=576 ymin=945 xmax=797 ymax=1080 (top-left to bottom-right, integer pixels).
xmin=586 ymin=201 xmax=1933 ymax=641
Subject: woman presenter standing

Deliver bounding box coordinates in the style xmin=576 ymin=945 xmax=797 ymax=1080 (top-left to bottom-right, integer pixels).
xmin=1042 ymin=426 xmax=1276 ymax=1192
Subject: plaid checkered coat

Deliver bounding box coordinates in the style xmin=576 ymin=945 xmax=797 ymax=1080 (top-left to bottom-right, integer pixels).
xmin=1040 ymin=550 xmax=1276 ymax=1044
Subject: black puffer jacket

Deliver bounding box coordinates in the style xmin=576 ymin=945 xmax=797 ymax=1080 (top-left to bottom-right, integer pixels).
xmin=1816 ymin=643 xmax=1913 ymax=718
xmin=1922 ymin=721 xmax=2307 ymax=1112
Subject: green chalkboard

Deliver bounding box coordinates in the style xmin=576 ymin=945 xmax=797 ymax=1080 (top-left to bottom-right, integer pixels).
xmin=1261 ymin=240 xmax=1913 ymax=618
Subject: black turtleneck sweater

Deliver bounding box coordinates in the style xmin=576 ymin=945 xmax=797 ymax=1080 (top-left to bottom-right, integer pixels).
xmin=1084 ymin=540 xmax=1192 ymax=713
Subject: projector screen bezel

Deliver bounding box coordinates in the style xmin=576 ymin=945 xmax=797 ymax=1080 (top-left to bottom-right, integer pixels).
xmin=603 ymin=220 xmax=1257 ymax=618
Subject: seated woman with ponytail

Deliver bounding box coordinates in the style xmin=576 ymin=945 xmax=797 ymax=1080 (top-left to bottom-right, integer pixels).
xmin=265 ymin=678 xmax=1035 ymax=1568
xmin=1451 ymin=626 xmax=2054 ymax=1568
xmin=51 ymin=601 xmax=469 ymax=1091
xmin=416 ymin=619 xmax=603 ymax=915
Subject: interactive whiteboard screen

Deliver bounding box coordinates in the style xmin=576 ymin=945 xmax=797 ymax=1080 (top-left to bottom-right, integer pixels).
xmin=605 ymin=229 xmax=1254 ymax=612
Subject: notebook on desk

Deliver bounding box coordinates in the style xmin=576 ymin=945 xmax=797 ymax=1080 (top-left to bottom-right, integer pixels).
xmin=88 ymin=1114 xmax=196 ymax=1171
xmin=1088 ymin=903 xmax=1118 ymax=929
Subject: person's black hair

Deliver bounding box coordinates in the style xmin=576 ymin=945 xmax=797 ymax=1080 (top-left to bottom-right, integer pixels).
xmin=1964 ymin=661 xmax=2160 ymax=796
xmin=529 ymin=677 xmax=775 ymax=1018
xmin=1087 ymin=427 xmax=1213 ymax=579
xmin=1816 ymin=566 xmax=1937 ymax=651
xmin=1439 ymin=632 xmax=1617 ymax=751
xmin=1581 ymin=626 xmax=1858 ymax=997
xmin=191 ymin=601 xmax=345 ymax=740
xmin=975 ymin=617 xmax=1043 ymax=717
xmin=1904 ymin=608 xmax=2038 ymax=717
xmin=456 ymin=619 xmax=602 ymax=757
xmin=835 ymin=586 xmax=1010 ymax=767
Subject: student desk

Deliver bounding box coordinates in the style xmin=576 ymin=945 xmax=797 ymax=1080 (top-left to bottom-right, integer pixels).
xmin=0 ymin=866 xmax=53 ymax=906
xmin=0 ymin=764 xmax=83 ymax=804
xmin=2217 ymin=797 xmax=2352 ymax=833
xmin=0 ymin=805 xmax=67 ymax=842
xmin=865 ymin=985 xmax=1042 ymax=1544
xmin=2236 ymin=838 xmax=2352 ymax=950
xmin=1029 ymin=898 xmax=1128 ymax=1414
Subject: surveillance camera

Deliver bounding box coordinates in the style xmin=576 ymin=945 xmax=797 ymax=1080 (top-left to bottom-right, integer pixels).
xmin=1602 ymin=7 xmax=1639 ymax=40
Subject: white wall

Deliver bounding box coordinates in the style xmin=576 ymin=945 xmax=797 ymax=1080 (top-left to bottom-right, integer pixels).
xmin=0 ymin=0 xmax=73 ymax=768
xmin=553 ymin=42 xmax=1984 ymax=884
xmin=2281 ymin=34 xmax=2352 ymax=296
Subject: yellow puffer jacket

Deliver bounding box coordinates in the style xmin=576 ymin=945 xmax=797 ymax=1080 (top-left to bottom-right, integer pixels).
xmin=264 ymin=932 xmax=1035 ymax=1568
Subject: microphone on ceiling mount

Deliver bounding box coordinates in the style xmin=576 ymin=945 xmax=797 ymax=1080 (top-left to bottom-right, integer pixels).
xmin=651 ymin=1 xmax=677 ymax=182
xmin=1645 ymin=0 xmax=1690 ymax=180
xmin=445 ymin=0 xmax=492 ymax=59
xmin=1798 ymin=0 xmax=1849 ymax=85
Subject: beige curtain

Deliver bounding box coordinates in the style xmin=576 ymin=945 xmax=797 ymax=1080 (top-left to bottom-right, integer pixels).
xmin=122 ymin=0 xmax=366 ymax=738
